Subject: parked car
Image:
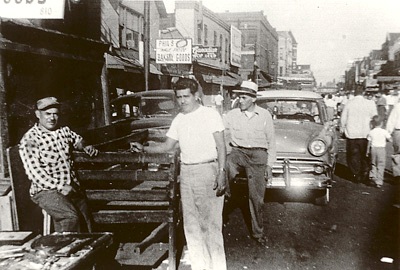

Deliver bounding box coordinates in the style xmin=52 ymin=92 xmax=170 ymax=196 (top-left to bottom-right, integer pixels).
xmin=110 ymin=89 xmax=179 ymax=132
xmin=232 ymin=90 xmax=338 ymax=205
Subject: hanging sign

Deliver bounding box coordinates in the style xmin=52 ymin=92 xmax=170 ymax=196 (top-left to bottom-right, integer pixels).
xmin=156 ymin=38 xmax=192 ymax=64
xmin=230 ymin=25 xmax=242 ymax=68
xmin=192 ymin=45 xmax=220 ymax=60
xmin=0 ymin=0 xmax=65 ymax=19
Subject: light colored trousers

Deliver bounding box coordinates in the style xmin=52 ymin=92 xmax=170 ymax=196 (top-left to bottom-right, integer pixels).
xmin=369 ymin=147 xmax=386 ymax=185
xmin=180 ymin=162 xmax=227 ymax=270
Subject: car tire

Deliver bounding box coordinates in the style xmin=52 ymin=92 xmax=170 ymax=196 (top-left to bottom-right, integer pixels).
xmin=314 ymin=188 xmax=329 ymax=206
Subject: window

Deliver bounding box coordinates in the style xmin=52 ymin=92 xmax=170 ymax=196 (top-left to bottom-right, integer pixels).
xmin=119 ymin=7 xmax=143 ymax=50
xmin=225 ymin=38 xmax=229 ymax=63
xmin=214 ymin=31 xmax=217 ymax=46
xmin=197 ymin=23 xmax=202 ymax=44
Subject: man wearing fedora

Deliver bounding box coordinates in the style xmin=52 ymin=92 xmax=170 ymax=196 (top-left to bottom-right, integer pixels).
xmin=19 ymin=96 xmax=98 ymax=233
xmin=223 ymin=81 xmax=276 ymax=247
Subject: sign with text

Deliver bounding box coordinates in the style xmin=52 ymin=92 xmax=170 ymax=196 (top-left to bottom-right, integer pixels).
xmin=192 ymin=45 xmax=220 ymax=60
xmin=156 ymin=38 xmax=192 ymax=64
xmin=230 ymin=25 xmax=242 ymax=67
xmin=0 ymin=0 xmax=65 ymax=19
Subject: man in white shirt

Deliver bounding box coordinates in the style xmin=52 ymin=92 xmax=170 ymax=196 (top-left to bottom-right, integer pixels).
xmin=131 ymin=78 xmax=227 ymax=270
xmin=385 ymin=100 xmax=400 ymax=181
xmin=340 ymin=86 xmax=377 ymax=183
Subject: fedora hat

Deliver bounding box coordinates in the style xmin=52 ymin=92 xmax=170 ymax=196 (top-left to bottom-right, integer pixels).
xmin=233 ymin=81 xmax=258 ymax=97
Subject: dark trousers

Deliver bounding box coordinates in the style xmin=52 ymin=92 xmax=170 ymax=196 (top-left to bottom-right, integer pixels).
xmin=226 ymin=147 xmax=268 ymax=238
xmin=346 ymin=138 xmax=369 ymax=179
xmin=32 ymin=190 xmax=92 ymax=233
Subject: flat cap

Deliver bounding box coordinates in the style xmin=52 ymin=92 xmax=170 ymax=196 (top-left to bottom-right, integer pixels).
xmin=37 ymin=97 xmax=60 ymax=110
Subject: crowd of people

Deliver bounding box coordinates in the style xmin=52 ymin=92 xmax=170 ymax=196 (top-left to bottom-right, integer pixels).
xmin=338 ymin=86 xmax=399 ymax=189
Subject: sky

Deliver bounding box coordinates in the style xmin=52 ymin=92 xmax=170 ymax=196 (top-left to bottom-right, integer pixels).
xmin=163 ymin=0 xmax=400 ymax=85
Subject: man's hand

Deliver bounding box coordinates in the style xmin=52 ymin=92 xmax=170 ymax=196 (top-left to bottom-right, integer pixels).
xmin=83 ymin=145 xmax=98 ymax=157
xmin=130 ymin=142 xmax=144 ymax=153
xmin=265 ymin=165 xmax=273 ymax=181
xmin=213 ymin=170 xmax=227 ymax=197
xmin=59 ymin=185 xmax=74 ymax=196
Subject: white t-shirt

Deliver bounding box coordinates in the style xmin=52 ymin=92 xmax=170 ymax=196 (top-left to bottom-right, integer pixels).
xmin=367 ymin=127 xmax=391 ymax=148
xmin=166 ymin=106 xmax=224 ymax=163
xmin=214 ymin=94 xmax=224 ymax=106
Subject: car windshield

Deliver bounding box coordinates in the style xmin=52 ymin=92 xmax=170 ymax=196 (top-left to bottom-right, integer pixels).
xmin=257 ymin=99 xmax=321 ymax=123
xmin=141 ymin=96 xmax=176 ymax=116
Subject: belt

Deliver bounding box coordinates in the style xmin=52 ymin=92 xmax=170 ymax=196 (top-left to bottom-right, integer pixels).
xmin=233 ymin=145 xmax=267 ymax=151
xmin=181 ymin=159 xmax=217 ymax=165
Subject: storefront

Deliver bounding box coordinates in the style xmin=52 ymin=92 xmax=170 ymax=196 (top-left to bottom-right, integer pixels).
xmin=0 ymin=19 xmax=109 ymax=177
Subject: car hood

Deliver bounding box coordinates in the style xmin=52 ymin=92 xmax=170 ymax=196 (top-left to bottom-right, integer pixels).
xmin=130 ymin=117 xmax=172 ymax=130
xmin=275 ymin=120 xmax=323 ymax=154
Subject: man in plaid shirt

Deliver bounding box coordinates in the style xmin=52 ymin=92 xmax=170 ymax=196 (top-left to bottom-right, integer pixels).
xmin=19 ymin=97 xmax=98 ymax=232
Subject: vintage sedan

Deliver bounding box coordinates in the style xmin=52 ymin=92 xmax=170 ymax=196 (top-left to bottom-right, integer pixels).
xmin=110 ymin=89 xmax=179 ymax=132
xmin=234 ymin=90 xmax=338 ymax=205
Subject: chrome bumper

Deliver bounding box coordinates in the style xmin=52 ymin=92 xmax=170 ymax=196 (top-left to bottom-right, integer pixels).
xmin=267 ymin=158 xmax=332 ymax=189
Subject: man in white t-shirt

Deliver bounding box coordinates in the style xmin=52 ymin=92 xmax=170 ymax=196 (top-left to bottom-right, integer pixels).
xmin=131 ymin=78 xmax=227 ymax=270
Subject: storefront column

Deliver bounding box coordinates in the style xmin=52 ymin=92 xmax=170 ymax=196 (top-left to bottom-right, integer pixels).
xmin=0 ymin=20 xmax=10 ymax=178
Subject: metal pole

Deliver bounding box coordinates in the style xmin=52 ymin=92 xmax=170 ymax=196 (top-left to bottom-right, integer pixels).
xmin=101 ymin=53 xmax=111 ymax=125
xmin=144 ymin=1 xmax=150 ymax=91
xmin=0 ymin=19 xmax=10 ymax=177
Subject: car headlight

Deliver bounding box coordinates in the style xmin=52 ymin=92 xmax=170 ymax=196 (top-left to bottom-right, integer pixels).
xmin=309 ymin=139 xmax=327 ymax=156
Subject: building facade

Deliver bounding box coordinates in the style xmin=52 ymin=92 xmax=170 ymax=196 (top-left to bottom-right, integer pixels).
xmin=277 ymin=31 xmax=297 ymax=77
xmin=217 ymin=10 xmax=279 ymax=85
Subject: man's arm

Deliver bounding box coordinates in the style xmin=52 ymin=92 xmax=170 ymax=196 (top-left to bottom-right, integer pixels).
xmin=131 ymin=137 xmax=178 ymax=153
xmin=386 ymin=105 xmax=399 ymax=134
xmin=264 ymin=113 xmax=276 ymax=167
xmin=213 ymin=130 xmax=227 ymax=196
xmin=75 ymin=139 xmax=98 ymax=157
xmin=340 ymin=103 xmax=349 ymax=134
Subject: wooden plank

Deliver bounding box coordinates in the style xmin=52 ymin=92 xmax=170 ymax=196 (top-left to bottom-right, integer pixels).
xmin=92 ymin=210 xmax=173 ymax=223
xmin=133 ymin=222 xmax=168 ymax=254
xmin=7 ymin=146 xmax=43 ymax=234
xmin=94 ymin=130 xmax=149 ymax=151
xmin=0 ymin=193 xmax=13 ymax=230
xmin=73 ymin=151 xmax=175 ymax=164
xmin=86 ymin=190 xmax=169 ymax=201
xmin=115 ymin=242 xmax=168 ymax=267
xmin=77 ymin=170 xmax=171 ymax=182
xmin=105 ymin=201 xmax=169 ymax=207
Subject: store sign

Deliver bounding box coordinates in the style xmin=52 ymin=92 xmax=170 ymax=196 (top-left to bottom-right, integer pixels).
xmin=0 ymin=0 xmax=65 ymax=19
xmin=156 ymin=38 xmax=192 ymax=64
xmin=230 ymin=25 xmax=242 ymax=68
xmin=192 ymin=45 xmax=220 ymax=60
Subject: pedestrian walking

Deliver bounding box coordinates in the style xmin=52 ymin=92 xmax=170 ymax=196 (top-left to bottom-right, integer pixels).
xmin=324 ymin=94 xmax=337 ymax=121
xmin=340 ymin=86 xmax=377 ymax=183
xmin=375 ymin=90 xmax=387 ymax=127
xmin=385 ymin=101 xmax=400 ymax=182
xmin=19 ymin=97 xmax=98 ymax=233
xmin=131 ymin=77 xmax=227 ymax=270
xmin=366 ymin=115 xmax=391 ymax=188
xmin=223 ymin=80 xmax=276 ymax=247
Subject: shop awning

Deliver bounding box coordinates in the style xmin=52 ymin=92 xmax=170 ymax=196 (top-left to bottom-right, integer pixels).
xmin=106 ymin=54 xmax=142 ymax=73
xmin=106 ymin=53 xmax=163 ymax=75
xmin=260 ymin=70 xmax=273 ymax=83
xmin=0 ymin=19 xmax=109 ymax=63
xmin=257 ymin=71 xmax=272 ymax=88
xmin=202 ymin=74 xmax=240 ymax=87
xmin=227 ymin=71 xmax=243 ymax=82
xmin=377 ymin=76 xmax=400 ymax=82
xmin=150 ymin=64 xmax=163 ymax=75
